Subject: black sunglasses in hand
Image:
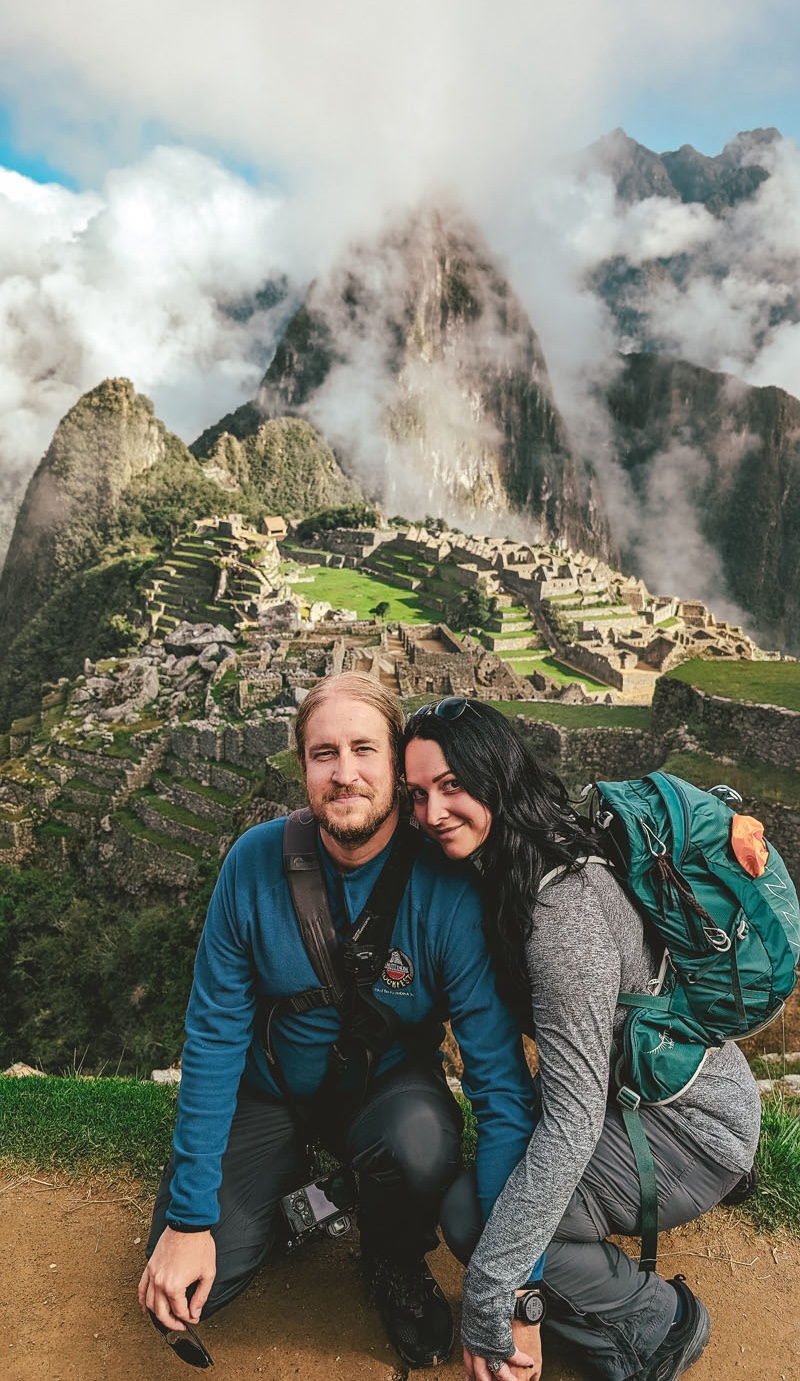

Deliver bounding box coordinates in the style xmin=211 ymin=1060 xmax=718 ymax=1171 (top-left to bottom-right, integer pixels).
xmin=148 ymin=1309 xmax=215 ymax=1369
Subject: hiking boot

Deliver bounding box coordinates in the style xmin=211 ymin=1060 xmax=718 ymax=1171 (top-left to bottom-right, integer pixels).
xmin=635 ymin=1276 xmax=711 ymax=1381
xmin=364 ymin=1253 xmax=454 ymax=1368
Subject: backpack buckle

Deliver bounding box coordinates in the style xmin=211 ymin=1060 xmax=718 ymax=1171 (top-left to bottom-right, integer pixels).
xmin=342 ymin=938 xmax=379 ymax=981
xmin=616 ymin=1085 xmax=642 ymax=1112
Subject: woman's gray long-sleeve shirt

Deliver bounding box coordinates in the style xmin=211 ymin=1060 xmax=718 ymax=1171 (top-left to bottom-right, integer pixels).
xmin=461 ymin=864 xmax=762 ymax=1360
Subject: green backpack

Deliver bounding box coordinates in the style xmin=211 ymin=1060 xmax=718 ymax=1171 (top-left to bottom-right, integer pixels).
xmin=586 ymin=770 xmax=800 ymax=1267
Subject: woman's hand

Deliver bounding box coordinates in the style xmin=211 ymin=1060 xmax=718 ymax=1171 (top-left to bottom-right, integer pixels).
xmin=462 ymin=1332 xmax=539 ymax=1381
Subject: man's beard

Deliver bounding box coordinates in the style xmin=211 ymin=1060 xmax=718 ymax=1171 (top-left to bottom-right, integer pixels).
xmin=315 ymin=784 xmax=397 ymax=846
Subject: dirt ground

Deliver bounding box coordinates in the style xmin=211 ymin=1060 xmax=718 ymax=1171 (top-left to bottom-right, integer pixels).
xmin=2 ymin=1175 xmax=798 ymax=1381
xmin=5 ymin=985 xmax=798 ymax=1381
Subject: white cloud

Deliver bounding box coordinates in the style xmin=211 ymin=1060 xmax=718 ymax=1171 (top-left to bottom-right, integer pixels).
xmin=0 ymin=146 xmax=287 ymax=511
xmin=0 ymin=0 xmax=798 ymax=608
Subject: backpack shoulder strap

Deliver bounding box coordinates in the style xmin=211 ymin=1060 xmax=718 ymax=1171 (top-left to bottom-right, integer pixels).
xmin=346 ymin=821 xmax=423 ymax=974
xmin=282 ymin=808 xmax=346 ymax=1006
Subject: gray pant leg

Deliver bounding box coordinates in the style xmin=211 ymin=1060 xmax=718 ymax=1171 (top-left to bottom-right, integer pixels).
xmin=147 ymin=1086 xmax=306 ymax=1317
xmin=534 ymin=1105 xmax=742 ymax=1380
xmin=441 ymin=1103 xmax=743 ymax=1381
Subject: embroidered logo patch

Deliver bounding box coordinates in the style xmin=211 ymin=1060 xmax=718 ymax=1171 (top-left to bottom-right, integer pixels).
xmin=381 ymin=948 xmax=414 ymax=989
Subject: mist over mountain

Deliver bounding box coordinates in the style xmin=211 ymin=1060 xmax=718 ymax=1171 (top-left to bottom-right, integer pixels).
xmin=193 ymin=204 xmax=610 ymax=556
xmin=3 ymin=127 xmax=800 ymax=667
xmin=606 ymin=353 xmax=800 ymax=650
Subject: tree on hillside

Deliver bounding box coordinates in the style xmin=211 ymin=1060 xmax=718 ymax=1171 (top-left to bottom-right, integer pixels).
xmin=294 ymin=503 xmax=379 ymax=543
xmin=447 ymin=587 xmax=498 ymax=631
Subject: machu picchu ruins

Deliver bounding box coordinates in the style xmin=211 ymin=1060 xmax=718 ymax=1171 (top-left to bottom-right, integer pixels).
xmin=0 ymin=511 xmax=791 ymax=889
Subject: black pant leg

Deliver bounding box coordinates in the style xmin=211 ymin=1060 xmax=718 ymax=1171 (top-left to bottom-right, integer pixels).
xmin=344 ymin=1061 xmax=464 ymax=1261
xmin=147 ymin=1086 xmax=307 ymax=1317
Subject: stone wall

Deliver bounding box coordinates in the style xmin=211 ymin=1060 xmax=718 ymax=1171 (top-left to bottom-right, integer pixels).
xmin=512 ymin=719 xmax=661 ymax=792
xmin=652 ymin=678 xmax=800 ymax=770
xmin=169 ymin=716 xmax=292 ymax=765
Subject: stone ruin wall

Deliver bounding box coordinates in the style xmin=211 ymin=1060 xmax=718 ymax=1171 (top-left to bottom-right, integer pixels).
xmin=652 ymin=678 xmax=800 ymax=773
xmin=512 ymin=720 xmax=660 ymax=794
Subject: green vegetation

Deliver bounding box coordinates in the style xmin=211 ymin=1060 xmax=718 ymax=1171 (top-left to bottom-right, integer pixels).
xmin=542 ymin=598 xmax=579 ymax=644
xmin=447 ymin=586 xmax=498 ymax=632
xmin=0 ymin=1075 xmax=177 ymax=1186
xmin=269 ymin=749 xmax=304 ymax=782
xmin=2 ymin=1076 xmax=798 ymax=1239
xmin=666 ymin=659 xmax=800 ymax=711
xmin=751 ymin=1092 xmax=800 ymax=1235
xmin=293 ymin=502 xmax=379 ymax=543
xmin=487 ymin=702 xmax=651 ymax=729
xmin=283 ymin=563 xmax=440 ymax=623
xmin=535 ymin=657 xmax=611 ymax=692
xmin=0 ymin=553 xmax=156 ymax=725
xmin=660 ymin=751 xmax=800 ymax=811
xmin=0 ymin=864 xmax=214 ymax=1074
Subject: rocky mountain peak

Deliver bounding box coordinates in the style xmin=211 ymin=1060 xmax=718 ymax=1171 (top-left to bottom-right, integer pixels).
xmin=584 ymin=126 xmax=775 ymax=212
xmin=0 ymin=378 xmax=183 ymax=666
xmin=196 ymin=200 xmax=609 ymax=555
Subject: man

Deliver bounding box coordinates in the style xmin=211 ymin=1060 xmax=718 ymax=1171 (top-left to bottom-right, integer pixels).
xmin=139 ymin=672 xmax=534 ymax=1369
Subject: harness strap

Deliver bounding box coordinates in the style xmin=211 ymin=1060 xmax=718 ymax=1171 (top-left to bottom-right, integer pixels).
xmin=283 ymin=808 xmax=347 ymax=1004
xmin=264 ymin=811 xmax=423 ymax=1106
xmin=617 ymin=1086 xmax=659 ymax=1273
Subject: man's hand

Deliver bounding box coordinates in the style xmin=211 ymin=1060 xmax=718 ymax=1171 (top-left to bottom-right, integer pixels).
xmin=462 ymin=1337 xmax=538 ymax=1381
xmin=511 ymin=1319 xmax=542 ymax=1380
xmin=137 ymin=1227 xmax=216 ymax=1330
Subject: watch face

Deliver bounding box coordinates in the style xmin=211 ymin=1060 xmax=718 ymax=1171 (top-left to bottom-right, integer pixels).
xmin=516 ymin=1290 xmax=545 ymax=1325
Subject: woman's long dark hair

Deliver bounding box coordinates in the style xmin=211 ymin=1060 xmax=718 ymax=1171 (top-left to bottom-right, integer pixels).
xmin=403 ymin=701 xmax=604 ymax=1022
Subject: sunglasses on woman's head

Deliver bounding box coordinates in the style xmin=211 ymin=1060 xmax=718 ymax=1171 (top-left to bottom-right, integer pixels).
xmin=408 ymin=696 xmax=478 ymax=723
xmin=148 ymin=1310 xmax=214 ymax=1369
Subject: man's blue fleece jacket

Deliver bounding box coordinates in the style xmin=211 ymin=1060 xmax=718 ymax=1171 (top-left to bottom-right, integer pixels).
xmin=167 ymin=818 xmax=536 ymax=1236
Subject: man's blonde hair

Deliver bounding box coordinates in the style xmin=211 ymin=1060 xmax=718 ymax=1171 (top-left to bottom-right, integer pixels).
xmin=294 ymin=672 xmax=405 ymax=773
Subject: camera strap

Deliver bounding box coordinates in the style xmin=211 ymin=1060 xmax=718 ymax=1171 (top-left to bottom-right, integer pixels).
xmin=261 ymin=809 xmax=423 ymax=1120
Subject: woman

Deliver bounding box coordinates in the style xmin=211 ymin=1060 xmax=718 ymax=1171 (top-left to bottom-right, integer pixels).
xmin=403 ymin=698 xmax=761 ymax=1381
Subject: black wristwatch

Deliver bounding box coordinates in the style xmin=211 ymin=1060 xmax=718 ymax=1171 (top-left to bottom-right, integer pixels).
xmin=513 ymin=1288 xmax=547 ymax=1326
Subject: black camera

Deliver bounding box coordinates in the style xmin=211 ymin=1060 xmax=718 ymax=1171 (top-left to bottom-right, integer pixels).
xmin=280 ymin=1167 xmax=358 ymax=1246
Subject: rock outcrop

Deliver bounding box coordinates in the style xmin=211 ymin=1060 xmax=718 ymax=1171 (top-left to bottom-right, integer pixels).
xmin=607 ymin=352 xmax=800 ymax=655
xmin=194 ymin=204 xmax=610 ymax=556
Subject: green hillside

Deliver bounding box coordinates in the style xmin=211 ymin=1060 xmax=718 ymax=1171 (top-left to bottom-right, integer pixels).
xmin=665 ymin=658 xmax=800 ymax=710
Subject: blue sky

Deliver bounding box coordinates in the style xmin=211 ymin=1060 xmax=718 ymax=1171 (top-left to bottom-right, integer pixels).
xmin=0 ymin=0 xmax=798 ymax=193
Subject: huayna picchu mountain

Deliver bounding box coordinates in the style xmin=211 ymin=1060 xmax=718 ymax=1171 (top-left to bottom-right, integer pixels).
xmin=192 ymin=203 xmax=611 ymax=558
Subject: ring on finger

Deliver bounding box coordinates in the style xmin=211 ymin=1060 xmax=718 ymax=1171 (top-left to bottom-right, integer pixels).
xmin=487 ymin=1363 xmax=504 ymax=1376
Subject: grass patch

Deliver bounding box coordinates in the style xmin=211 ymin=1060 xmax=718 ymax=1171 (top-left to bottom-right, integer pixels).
xmin=157 ymin=773 xmax=237 ymax=807
xmin=269 ymin=749 xmax=304 ymax=782
xmin=133 ymin=792 xmax=220 ymax=834
xmin=666 ymin=658 xmax=800 ymax=711
xmin=116 ymin=809 xmax=206 ymax=859
xmin=751 ymin=1092 xmax=800 ymax=1235
xmin=0 ymin=1075 xmax=177 ymax=1187
xmin=535 ymin=657 xmax=611 ymax=691
xmin=3 ymin=1078 xmax=798 ymax=1236
xmin=660 ymin=750 xmax=800 ymax=811
xmin=400 ymin=698 xmax=651 ymax=729
xmin=282 ymin=563 xmax=441 ymax=623
xmin=490 ymin=701 xmax=651 ymax=729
